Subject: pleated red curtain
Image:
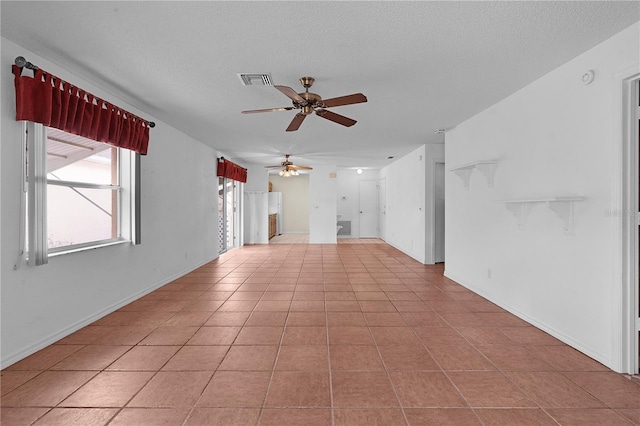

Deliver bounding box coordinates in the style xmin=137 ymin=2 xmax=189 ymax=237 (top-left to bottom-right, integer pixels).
xmin=217 ymin=158 xmax=247 ymax=183
xmin=13 ymin=65 xmax=152 ymax=155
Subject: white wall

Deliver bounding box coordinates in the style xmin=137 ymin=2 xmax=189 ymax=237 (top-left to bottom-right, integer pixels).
xmin=244 ymin=164 xmax=268 ymax=192
xmin=270 ymin=174 xmax=310 ymax=233
xmin=309 ymin=165 xmax=337 ymax=244
xmin=336 ymin=168 xmax=380 ymax=238
xmin=243 ymin=191 xmax=268 ymax=244
xmin=380 ymin=146 xmax=427 ymax=262
xmin=241 ymin=165 xmax=269 ymax=245
xmin=445 ymin=23 xmax=640 ymax=372
xmin=1 ymin=38 xmax=220 ymax=367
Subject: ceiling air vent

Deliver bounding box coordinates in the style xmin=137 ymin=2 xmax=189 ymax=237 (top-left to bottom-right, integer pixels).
xmin=237 ymin=73 xmax=273 ymax=86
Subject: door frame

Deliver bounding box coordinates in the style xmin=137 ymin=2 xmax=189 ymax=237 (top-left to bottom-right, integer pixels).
xmin=218 ymin=177 xmax=241 ymax=254
xmin=378 ymin=177 xmax=386 ymax=241
xmin=359 ymin=180 xmax=378 ymax=238
xmin=617 ymin=66 xmax=640 ymax=374
xmin=432 ymin=160 xmax=446 ymax=264
xmin=429 ymin=158 xmax=446 ymax=265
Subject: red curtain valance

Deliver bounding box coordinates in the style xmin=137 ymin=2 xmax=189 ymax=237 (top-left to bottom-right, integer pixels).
xmin=217 ymin=158 xmax=247 ymax=183
xmin=13 ymin=64 xmax=152 ymax=155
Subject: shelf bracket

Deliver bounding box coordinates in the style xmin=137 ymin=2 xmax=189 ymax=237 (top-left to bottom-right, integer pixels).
xmin=503 ymin=197 xmax=584 ymax=235
xmin=505 ymin=201 xmax=533 ymax=229
xmin=450 ymin=160 xmax=498 ymax=190
xmin=452 ymin=168 xmax=473 ymax=190
xmin=475 ymin=162 xmax=497 ymax=188
xmin=547 ymin=200 xmax=575 ymax=235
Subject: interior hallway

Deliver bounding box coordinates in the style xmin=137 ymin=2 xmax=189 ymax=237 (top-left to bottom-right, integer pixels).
xmin=269 ymin=234 xmax=385 ymax=245
xmin=2 ymin=243 xmax=640 ymax=425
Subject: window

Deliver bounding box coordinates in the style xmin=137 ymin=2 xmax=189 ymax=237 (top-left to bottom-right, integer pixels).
xmin=217 ymin=177 xmax=239 ymax=254
xmin=23 ymin=122 xmax=139 ymax=264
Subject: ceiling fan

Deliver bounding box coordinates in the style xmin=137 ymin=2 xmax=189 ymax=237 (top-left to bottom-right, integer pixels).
xmin=265 ymin=154 xmax=312 ymax=177
xmin=242 ymin=77 xmax=367 ymax=132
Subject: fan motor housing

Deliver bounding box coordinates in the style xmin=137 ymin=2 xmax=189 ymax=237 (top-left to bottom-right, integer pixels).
xmin=299 ymin=76 xmax=315 ymax=88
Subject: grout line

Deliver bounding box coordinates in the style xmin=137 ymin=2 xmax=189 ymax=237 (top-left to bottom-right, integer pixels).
xmin=256 ymin=242 xmax=294 ymax=426
xmin=5 ymin=243 xmax=625 ymax=425
xmin=325 ymin=245 xmax=336 ymax=426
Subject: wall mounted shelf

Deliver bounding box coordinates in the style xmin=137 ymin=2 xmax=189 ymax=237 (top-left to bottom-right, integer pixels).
xmin=450 ymin=160 xmax=498 ymax=189
xmin=503 ymin=197 xmax=584 ymax=234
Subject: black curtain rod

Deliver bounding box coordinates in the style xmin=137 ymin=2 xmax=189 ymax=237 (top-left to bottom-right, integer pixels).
xmin=14 ymin=56 xmax=155 ymax=128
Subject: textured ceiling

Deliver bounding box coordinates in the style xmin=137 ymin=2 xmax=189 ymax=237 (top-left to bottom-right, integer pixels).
xmin=2 ymin=1 xmax=638 ymax=169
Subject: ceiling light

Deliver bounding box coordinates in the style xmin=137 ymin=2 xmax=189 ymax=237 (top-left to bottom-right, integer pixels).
xmin=356 ymin=169 xmax=363 ymax=174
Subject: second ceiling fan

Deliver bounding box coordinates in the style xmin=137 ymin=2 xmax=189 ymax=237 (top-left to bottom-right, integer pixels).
xmin=242 ymin=77 xmax=367 ymax=132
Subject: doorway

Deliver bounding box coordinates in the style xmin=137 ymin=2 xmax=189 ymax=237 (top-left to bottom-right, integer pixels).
xmin=434 ymin=162 xmax=445 ymax=263
xmin=359 ymin=180 xmax=378 ymax=238
xmin=268 ymin=174 xmax=310 ymax=243
xmin=218 ymin=177 xmax=238 ymax=253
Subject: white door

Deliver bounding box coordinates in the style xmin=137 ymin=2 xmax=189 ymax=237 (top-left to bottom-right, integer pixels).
xmin=359 ymin=180 xmax=378 ymax=238
xmin=378 ymin=178 xmax=386 ymax=240
xmin=434 ymin=162 xmax=445 ymax=263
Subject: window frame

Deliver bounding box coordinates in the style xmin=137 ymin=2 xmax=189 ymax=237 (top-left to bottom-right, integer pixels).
xmin=22 ymin=122 xmax=140 ymax=265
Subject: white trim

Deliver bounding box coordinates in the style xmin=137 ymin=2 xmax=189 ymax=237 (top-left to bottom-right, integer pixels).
xmin=614 ymin=63 xmax=640 ymax=374
xmin=0 ymin=253 xmax=219 ymax=369
xmin=25 ymin=126 xmax=138 ymax=261
xmin=27 ymin=122 xmax=48 ymax=266
xmin=444 ymin=271 xmax=612 ymax=367
xmin=47 ymin=238 xmax=129 ymax=257
xmin=46 ymin=179 xmax=121 ymax=190
xmin=14 ymin=122 xmax=28 ymax=270
xmin=429 ymin=159 xmax=445 ymax=265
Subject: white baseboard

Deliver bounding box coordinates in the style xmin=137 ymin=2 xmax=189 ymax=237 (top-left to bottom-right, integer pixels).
xmin=1 ymin=254 xmax=219 ymax=369
xmin=384 ymin=239 xmax=426 ymax=264
xmin=444 ymin=271 xmax=614 ymax=371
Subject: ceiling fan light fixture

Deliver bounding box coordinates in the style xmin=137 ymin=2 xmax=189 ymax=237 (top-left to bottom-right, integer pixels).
xmin=242 ymin=76 xmax=367 ymax=131
xmin=266 ymin=155 xmax=312 ymax=176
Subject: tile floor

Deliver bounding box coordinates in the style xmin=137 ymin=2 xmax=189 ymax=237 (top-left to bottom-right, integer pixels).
xmin=2 ymin=243 xmax=640 ymax=425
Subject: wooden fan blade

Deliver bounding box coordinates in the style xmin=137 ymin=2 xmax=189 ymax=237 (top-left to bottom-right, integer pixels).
xmin=275 ymin=85 xmax=305 ymax=103
xmin=321 ymin=93 xmax=367 ymax=108
xmin=291 ymin=165 xmax=313 ymax=170
xmin=286 ymin=113 xmax=306 ymax=132
xmin=265 ymin=165 xmax=283 ymax=168
xmin=242 ymin=107 xmax=294 ymax=114
xmin=315 ymin=109 xmax=357 ymax=127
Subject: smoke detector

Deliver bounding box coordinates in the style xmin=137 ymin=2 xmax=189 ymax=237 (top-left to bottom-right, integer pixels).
xmin=237 ymin=73 xmax=273 ymax=86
